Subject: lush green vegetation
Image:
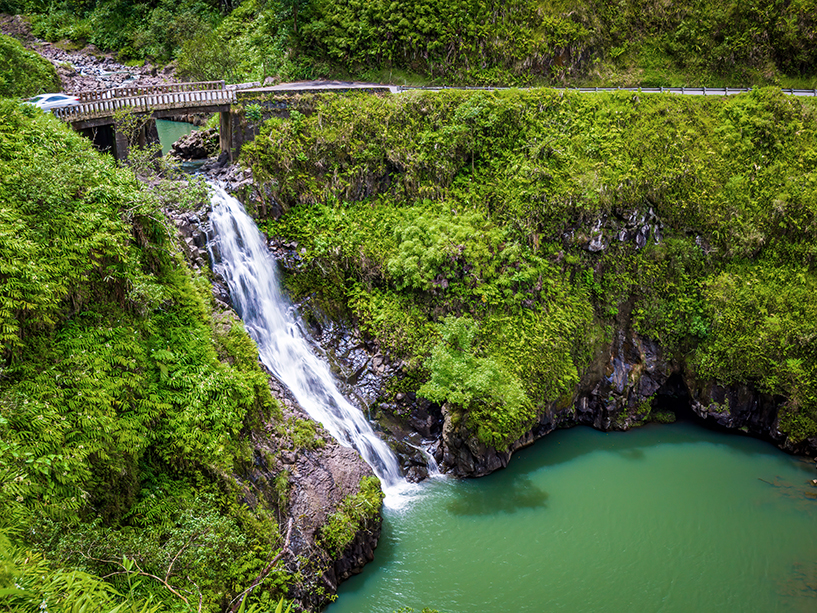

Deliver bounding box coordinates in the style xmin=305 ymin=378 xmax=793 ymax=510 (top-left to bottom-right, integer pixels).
xmin=3 ymin=0 xmax=224 ymax=63
xmin=317 ymin=476 xmax=383 ymax=556
xmin=244 ymin=88 xmax=817 ymax=449
xmin=0 ymin=100 xmax=313 ymax=610
xmin=4 ymin=1 xmax=817 ymax=86
xmin=0 ymin=33 xmax=60 ymax=97
xmin=294 ymin=0 xmax=817 ymax=86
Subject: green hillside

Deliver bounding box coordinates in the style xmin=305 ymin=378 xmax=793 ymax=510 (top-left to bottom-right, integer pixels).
xmin=0 ymin=101 xmax=305 ymax=611
xmin=243 ymin=87 xmax=817 ymax=449
xmin=0 ymin=33 xmax=59 ymax=97
xmin=4 ymin=0 xmax=817 ymax=87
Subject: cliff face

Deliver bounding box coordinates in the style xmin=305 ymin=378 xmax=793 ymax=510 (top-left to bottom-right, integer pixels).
xmin=240 ymin=378 xmax=382 ymax=611
xmin=435 ymin=320 xmax=817 ymax=479
xmin=279 ymin=274 xmax=816 ymax=480
xmin=161 ymin=84 xmax=817 ymax=607
xmin=235 ymin=89 xmax=817 ymax=480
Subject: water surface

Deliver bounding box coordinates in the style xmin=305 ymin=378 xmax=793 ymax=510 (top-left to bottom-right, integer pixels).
xmin=156 ymin=119 xmax=197 ymax=155
xmin=329 ymin=423 xmax=817 ymax=612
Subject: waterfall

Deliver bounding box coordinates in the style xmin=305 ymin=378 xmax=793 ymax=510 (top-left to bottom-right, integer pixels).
xmin=206 ymin=185 xmax=406 ymax=496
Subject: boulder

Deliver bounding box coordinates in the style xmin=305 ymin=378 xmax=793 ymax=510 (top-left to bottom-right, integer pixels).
xmin=169 ymin=127 xmax=219 ymax=159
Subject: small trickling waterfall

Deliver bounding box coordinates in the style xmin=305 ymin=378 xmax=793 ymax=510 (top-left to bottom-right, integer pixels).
xmin=206 ymin=185 xmax=406 ymax=496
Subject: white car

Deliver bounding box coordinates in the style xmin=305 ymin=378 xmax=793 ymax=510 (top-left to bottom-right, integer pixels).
xmin=25 ymin=93 xmax=81 ymax=111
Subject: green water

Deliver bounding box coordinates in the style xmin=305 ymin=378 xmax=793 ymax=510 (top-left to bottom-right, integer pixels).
xmin=328 ymin=423 xmax=817 ymax=613
xmin=155 ymin=119 xmax=197 ymax=155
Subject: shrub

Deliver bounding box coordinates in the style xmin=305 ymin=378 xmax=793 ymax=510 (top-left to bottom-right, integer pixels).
xmin=318 ymin=476 xmax=383 ymax=555
xmin=0 ymin=34 xmax=60 ymax=98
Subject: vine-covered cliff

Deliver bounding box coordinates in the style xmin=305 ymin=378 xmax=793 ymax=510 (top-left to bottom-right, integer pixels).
xmin=240 ymin=87 xmax=817 ymax=473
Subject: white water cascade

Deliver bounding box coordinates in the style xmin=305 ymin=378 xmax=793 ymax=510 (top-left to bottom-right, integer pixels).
xmin=206 ymin=185 xmax=407 ymax=496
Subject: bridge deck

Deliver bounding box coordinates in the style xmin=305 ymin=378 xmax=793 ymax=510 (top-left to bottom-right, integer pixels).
xmin=55 ymin=88 xmax=235 ymax=127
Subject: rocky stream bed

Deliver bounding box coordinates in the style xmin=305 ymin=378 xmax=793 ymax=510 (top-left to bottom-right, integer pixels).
xmin=1 ymin=13 xmax=178 ymax=93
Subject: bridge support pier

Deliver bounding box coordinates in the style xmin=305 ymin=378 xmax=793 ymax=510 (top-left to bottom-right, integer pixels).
xmin=79 ymin=118 xmax=159 ymax=160
xmin=219 ymin=110 xmax=233 ymax=161
xmin=113 ymin=118 xmax=159 ymax=161
xmin=113 ymin=129 xmax=130 ymax=160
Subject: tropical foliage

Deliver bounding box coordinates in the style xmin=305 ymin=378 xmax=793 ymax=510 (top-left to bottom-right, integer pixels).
xmin=0 ymin=100 xmax=295 ymax=610
xmin=0 ymin=33 xmax=60 ymax=98
xmin=245 ymin=87 xmax=817 ymax=448
xmin=4 ymin=1 xmax=817 ymax=86
xmin=318 ymin=476 xmax=383 ymax=556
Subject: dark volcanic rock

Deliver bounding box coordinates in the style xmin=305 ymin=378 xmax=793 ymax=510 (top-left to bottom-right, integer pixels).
xmin=437 ymin=309 xmax=817 ymax=477
xmin=169 ymin=127 xmax=219 ymax=160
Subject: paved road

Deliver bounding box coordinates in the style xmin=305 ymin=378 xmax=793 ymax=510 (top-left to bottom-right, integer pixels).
xmin=244 ymin=80 xmax=400 ymax=94
xmin=243 ymin=81 xmax=817 ymax=97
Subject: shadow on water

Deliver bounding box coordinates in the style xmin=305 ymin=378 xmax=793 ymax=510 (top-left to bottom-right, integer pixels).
xmin=446 ymin=475 xmax=548 ymax=516
xmin=614 ymin=447 xmax=646 ymax=462
xmin=503 ymin=371 xmax=813 ymax=477
xmin=508 ymin=419 xmax=806 ymax=479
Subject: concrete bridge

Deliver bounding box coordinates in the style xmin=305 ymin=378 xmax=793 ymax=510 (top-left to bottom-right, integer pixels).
xmin=54 ymin=79 xmax=398 ymax=159
xmin=54 ymin=80 xmax=235 ymax=159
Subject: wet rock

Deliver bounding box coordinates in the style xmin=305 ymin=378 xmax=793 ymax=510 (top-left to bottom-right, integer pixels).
xmin=434 ymin=300 xmax=817 ymax=478
xmin=405 ymin=465 xmax=429 ymax=482
xmin=584 ymin=217 xmax=608 ymax=252
xmin=441 ymin=404 xmax=512 ymax=477
xmin=169 ymin=128 xmax=219 ymax=160
xmin=163 ymin=195 xmax=383 ymax=611
xmin=164 ymin=204 xmax=212 ymax=270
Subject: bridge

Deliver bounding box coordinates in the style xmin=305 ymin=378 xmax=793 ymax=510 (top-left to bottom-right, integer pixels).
xmin=55 ymin=81 xmax=817 ymax=160
xmin=54 ymin=80 xmax=235 ymax=159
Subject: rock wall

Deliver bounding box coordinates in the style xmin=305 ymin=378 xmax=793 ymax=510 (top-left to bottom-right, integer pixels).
xmin=442 ymin=320 xmax=816 ymax=476
xmin=280 ymin=266 xmax=817 ymax=478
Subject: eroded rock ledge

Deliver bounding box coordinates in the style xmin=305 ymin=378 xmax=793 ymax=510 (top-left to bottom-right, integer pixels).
xmin=437 ymin=314 xmax=817 ymax=478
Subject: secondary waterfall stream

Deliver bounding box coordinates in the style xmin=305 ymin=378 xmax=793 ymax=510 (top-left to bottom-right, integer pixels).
xmin=206 ymin=185 xmax=406 ymax=496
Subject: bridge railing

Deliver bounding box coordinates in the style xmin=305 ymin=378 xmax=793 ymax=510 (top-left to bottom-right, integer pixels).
xmin=77 ymin=81 xmax=226 ymax=103
xmin=54 ymin=88 xmax=235 ymax=122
